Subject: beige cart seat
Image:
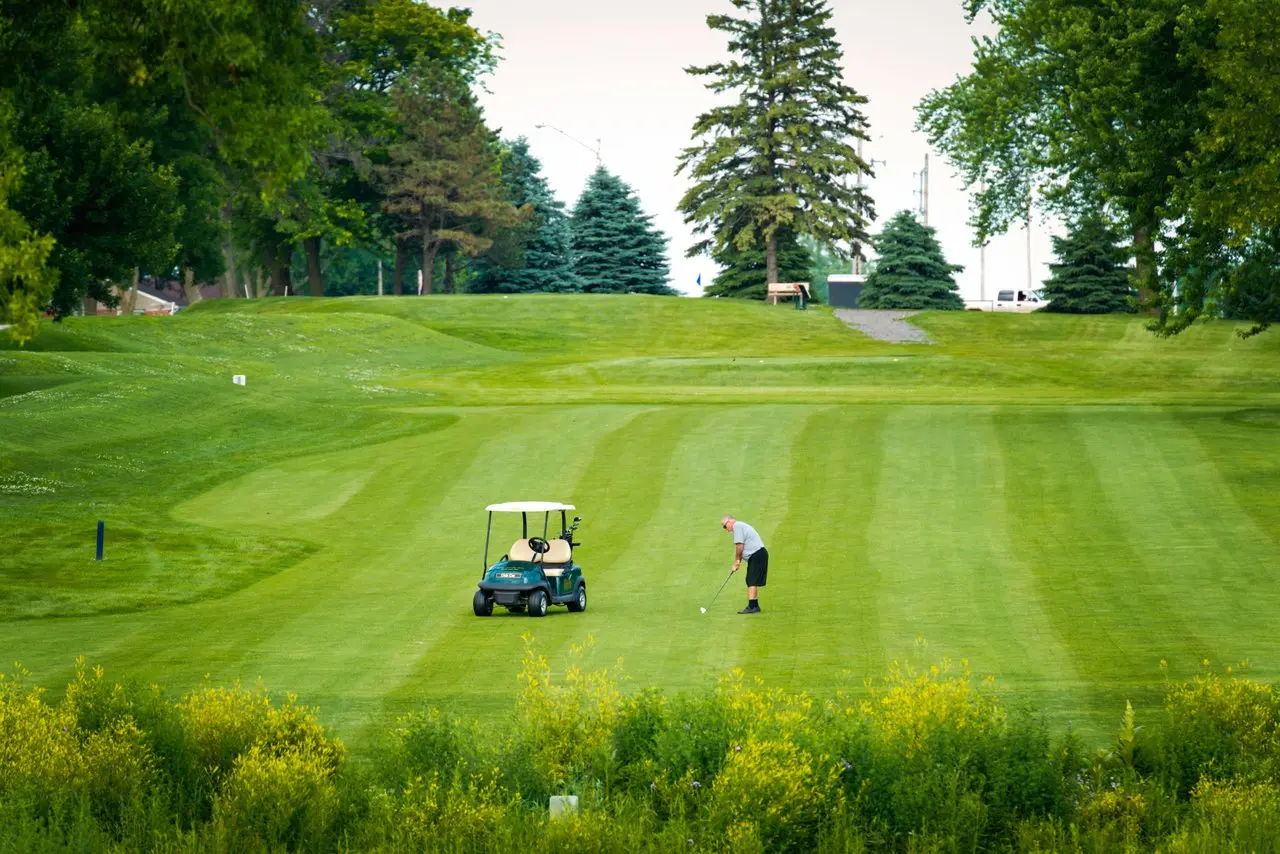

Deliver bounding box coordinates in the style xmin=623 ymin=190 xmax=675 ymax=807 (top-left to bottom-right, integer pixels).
xmin=509 ymin=538 xmax=573 ymax=573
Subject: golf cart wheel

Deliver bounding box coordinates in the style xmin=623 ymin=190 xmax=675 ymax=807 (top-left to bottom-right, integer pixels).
xmin=528 ymin=590 xmax=548 ymax=618
xmin=472 ymin=590 xmax=493 ymax=617
xmin=567 ymin=585 xmax=587 ymax=613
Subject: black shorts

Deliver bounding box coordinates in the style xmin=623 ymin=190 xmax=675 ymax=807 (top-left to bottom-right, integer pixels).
xmin=745 ymin=548 xmax=768 ymax=587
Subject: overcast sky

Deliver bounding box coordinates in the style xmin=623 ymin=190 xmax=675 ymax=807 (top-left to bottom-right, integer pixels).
xmin=465 ymin=0 xmax=1058 ymax=298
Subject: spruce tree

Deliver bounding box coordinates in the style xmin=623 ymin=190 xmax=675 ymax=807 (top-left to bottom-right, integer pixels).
xmin=678 ymin=0 xmax=874 ymax=284
xmin=1042 ymin=214 xmax=1135 ymax=313
xmin=570 ymin=167 xmax=673 ymax=295
xmin=858 ymin=211 xmax=964 ymax=310
xmin=468 ymin=137 xmax=580 ymax=293
xmin=708 ymin=226 xmax=811 ymax=299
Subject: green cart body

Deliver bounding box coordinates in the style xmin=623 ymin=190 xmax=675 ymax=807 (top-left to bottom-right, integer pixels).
xmin=473 ymin=501 xmax=586 ymax=618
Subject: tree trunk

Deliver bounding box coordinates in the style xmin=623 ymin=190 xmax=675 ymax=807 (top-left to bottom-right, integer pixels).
xmin=219 ymin=202 xmax=237 ymax=299
xmin=181 ymin=267 xmax=202 ymax=305
xmin=254 ymin=268 xmax=268 ymax=298
xmin=304 ymin=236 xmax=324 ymax=297
xmin=119 ymin=268 xmax=140 ymax=314
xmin=83 ymin=296 xmax=98 ymax=316
xmin=765 ymin=231 xmax=779 ymax=285
xmin=394 ymin=239 xmax=405 ymax=295
xmin=1133 ymin=223 xmax=1156 ymax=307
xmin=264 ymin=237 xmax=290 ymax=296
xmin=278 ymin=244 xmax=293 ymax=295
xmin=443 ymin=252 xmax=455 ymax=294
xmin=422 ymin=240 xmax=438 ymax=295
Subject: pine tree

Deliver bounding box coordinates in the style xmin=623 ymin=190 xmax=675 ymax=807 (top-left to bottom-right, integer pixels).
xmin=678 ymin=0 xmax=874 ymax=284
xmin=570 ymin=167 xmax=673 ymax=295
xmin=1042 ymin=214 xmax=1135 ymax=313
xmin=376 ymin=66 xmax=523 ymax=294
xmin=858 ymin=211 xmax=964 ymax=310
xmin=707 ymin=226 xmax=811 ymax=299
xmin=468 ymin=137 xmax=580 ymax=293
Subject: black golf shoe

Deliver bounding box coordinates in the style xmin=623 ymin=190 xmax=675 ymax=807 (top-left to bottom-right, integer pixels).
xmin=738 ymin=602 xmax=761 ymax=614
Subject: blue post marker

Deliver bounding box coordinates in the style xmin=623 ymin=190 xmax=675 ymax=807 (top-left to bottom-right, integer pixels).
xmin=96 ymin=521 xmax=104 ymax=561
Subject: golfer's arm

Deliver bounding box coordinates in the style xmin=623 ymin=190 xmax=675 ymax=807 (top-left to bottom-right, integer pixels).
xmin=734 ymin=544 xmax=744 ymax=565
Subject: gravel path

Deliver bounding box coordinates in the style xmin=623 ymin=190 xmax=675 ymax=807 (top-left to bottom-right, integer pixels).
xmin=833 ymin=309 xmax=934 ymax=344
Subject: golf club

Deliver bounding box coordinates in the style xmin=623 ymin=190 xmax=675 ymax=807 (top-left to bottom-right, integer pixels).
xmin=700 ymin=570 xmax=734 ymax=614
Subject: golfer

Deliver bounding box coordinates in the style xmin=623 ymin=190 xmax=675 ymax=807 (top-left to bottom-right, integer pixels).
xmin=721 ymin=515 xmax=767 ymax=614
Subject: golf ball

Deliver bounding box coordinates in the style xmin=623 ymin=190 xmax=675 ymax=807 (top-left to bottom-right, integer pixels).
xmin=700 ymin=607 xmax=707 ymax=614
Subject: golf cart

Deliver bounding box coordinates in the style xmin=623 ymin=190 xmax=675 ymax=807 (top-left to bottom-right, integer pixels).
xmin=473 ymin=501 xmax=586 ymax=618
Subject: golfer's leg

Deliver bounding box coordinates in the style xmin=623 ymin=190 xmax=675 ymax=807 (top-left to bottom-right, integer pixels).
xmin=748 ymin=585 xmax=758 ymax=599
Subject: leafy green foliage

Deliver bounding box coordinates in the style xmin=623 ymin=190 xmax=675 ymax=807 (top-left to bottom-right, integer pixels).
xmin=678 ymin=0 xmax=874 ymax=283
xmin=571 ymin=167 xmax=673 ymax=295
xmin=1042 ymin=214 xmax=1135 ymax=314
xmin=377 ymin=65 xmax=523 ymax=294
xmin=0 ymin=100 xmax=54 ymax=345
xmin=12 ymin=100 xmax=180 ymax=316
xmin=468 ymin=137 xmax=580 ymax=293
xmin=10 ymin=654 xmax=1280 ymax=850
xmin=917 ymin=0 xmax=1280 ymax=335
xmin=858 ymin=211 xmax=963 ymax=310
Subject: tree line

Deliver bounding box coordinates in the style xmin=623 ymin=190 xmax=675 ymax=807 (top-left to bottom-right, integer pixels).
xmin=0 ymin=0 xmax=673 ymax=344
xmin=4 ymin=0 xmax=1277 ymax=342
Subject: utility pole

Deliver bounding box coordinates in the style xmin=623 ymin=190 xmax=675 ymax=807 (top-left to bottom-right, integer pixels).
xmin=978 ymin=179 xmax=986 ymax=301
xmin=853 ymin=137 xmax=885 ymax=275
xmin=1025 ymin=187 xmax=1033 ymax=291
xmin=923 ymin=153 xmax=930 ymax=227
xmin=912 ymin=154 xmax=931 ymax=225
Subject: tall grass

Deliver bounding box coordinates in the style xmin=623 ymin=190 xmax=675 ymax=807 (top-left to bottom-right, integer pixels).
xmin=5 ymin=646 xmax=1280 ymax=852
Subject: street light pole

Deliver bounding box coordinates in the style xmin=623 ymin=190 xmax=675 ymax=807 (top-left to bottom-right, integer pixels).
xmin=535 ymin=123 xmax=602 ymax=166
xmin=854 ymin=136 xmax=886 ymax=276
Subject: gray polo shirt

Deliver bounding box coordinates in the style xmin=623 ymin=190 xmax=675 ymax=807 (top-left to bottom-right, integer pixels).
xmin=733 ymin=521 xmax=765 ymax=558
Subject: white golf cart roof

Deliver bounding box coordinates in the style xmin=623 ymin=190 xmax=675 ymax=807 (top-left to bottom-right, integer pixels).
xmin=486 ymin=501 xmax=576 ymax=513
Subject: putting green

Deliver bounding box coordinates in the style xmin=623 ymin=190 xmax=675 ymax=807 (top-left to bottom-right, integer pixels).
xmin=1 ymin=296 xmax=1278 ymax=743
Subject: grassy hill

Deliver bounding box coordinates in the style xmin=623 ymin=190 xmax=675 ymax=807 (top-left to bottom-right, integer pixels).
xmin=2 ymin=296 xmax=1278 ymax=744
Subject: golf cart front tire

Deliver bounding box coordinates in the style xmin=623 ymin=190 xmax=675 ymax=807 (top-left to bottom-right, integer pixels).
xmin=528 ymin=590 xmax=549 ymax=618
xmin=567 ymin=584 xmax=587 ymax=613
xmin=472 ymin=591 xmax=493 ymax=617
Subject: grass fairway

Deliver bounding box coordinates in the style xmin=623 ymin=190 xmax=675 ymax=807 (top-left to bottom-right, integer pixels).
xmin=2 ymin=296 xmax=1279 ymax=746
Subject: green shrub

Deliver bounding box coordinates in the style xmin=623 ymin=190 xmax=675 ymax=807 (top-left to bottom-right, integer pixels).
xmin=212 ymin=744 xmax=339 ymax=851
xmin=10 ymin=656 xmax=1280 ymax=852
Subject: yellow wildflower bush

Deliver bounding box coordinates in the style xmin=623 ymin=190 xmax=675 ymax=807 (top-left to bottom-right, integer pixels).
xmin=0 ymin=667 xmax=154 ymax=826
xmin=1189 ymin=777 xmax=1280 ymax=831
xmin=0 ymin=672 xmax=80 ymax=791
xmin=179 ymin=682 xmax=343 ymax=783
xmin=859 ymin=659 xmax=1005 ymax=756
xmin=717 ymin=669 xmax=815 ymax=742
xmin=515 ymin=635 xmax=623 ymax=784
xmin=707 ymin=737 xmax=838 ymax=851
xmin=213 ymin=743 xmax=339 ymax=849
xmin=1077 ymin=787 xmax=1148 ymax=838
xmin=395 ymin=771 xmax=511 ymax=848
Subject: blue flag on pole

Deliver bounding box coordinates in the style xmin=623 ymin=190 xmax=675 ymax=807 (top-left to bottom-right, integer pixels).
xmin=696 ymin=273 xmax=702 ymax=287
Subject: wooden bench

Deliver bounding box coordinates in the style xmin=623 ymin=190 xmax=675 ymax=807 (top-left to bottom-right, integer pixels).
xmin=766 ymin=282 xmax=810 ymax=305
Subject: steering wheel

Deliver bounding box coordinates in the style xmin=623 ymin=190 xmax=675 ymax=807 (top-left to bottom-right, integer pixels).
xmin=527 ymin=537 xmax=550 ymax=557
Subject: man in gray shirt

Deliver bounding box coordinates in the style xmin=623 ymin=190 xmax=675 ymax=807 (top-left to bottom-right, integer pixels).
xmin=721 ymin=515 xmax=767 ymax=614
